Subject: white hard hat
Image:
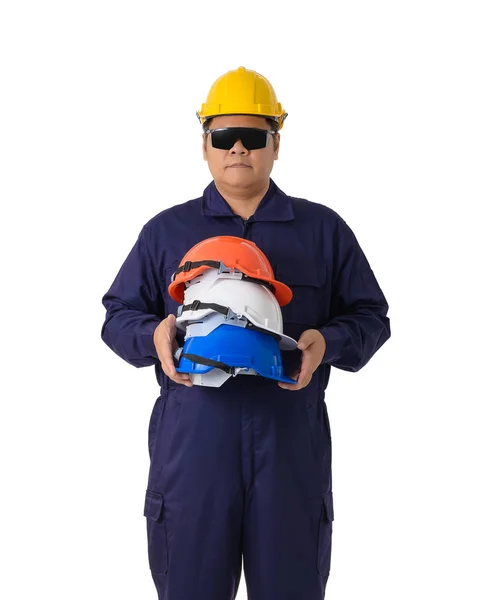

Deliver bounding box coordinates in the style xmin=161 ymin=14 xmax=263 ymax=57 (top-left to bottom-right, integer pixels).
xmin=175 ymin=267 xmax=297 ymax=350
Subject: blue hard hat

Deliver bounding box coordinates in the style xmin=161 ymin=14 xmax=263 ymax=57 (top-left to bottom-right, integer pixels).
xmin=176 ymin=324 xmax=297 ymax=384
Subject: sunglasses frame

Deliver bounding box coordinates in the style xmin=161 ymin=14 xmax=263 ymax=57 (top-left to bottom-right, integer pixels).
xmin=203 ymin=127 xmax=277 ymax=150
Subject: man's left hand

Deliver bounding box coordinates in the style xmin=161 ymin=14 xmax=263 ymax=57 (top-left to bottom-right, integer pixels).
xmin=278 ymin=329 xmax=326 ymax=391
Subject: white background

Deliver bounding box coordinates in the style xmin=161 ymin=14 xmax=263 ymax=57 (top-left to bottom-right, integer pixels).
xmin=1 ymin=1 xmax=490 ymax=598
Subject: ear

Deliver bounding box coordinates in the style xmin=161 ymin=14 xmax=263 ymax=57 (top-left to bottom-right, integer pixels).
xmin=273 ymin=133 xmax=280 ymax=160
xmin=202 ymin=133 xmax=208 ymax=161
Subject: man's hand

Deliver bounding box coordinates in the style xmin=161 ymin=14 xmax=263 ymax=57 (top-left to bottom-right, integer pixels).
xmin=278 ymin=329 xmax=326 ymax=391
xmin=153 ymin=314 xmax=193 ymax=387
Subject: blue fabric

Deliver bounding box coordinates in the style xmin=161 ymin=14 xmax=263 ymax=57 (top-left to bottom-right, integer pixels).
xmin=101 ymin=177 xmax=390 ymax=383
xmin=101 ymin=177 xmax=390 ymax=598
xmin=176 ymin=324 xmax=297 ymax=384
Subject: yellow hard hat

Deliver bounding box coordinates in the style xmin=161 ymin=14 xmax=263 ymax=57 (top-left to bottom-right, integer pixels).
xmin=196 ymin=66 xmax=288 ymax=130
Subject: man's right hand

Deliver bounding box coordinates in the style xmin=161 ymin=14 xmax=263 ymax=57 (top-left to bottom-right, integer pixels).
xmin=153 ymin=314 xmax=193 ymax=387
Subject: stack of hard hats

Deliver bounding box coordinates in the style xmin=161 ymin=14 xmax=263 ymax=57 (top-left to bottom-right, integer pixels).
xmin=168 ymin=236 xmax=297 ymax=387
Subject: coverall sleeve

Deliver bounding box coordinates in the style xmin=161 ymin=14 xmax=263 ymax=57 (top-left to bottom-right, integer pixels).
xmin=318 ymin=222 xmax=391 ymax=372
xmin=100 ymin=226 xmax=165 ymax=368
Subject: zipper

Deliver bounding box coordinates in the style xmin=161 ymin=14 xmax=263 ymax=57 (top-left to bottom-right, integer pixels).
xmin=241 ymin=217 xmax=251 ymax=238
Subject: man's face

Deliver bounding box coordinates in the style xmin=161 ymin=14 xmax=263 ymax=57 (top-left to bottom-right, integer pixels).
xmin=202 ymin=115 xmax=280 ymax=189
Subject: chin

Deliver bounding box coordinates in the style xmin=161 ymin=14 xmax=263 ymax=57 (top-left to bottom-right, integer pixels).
xmin=225 ymin=168 xmax=254 ymax=175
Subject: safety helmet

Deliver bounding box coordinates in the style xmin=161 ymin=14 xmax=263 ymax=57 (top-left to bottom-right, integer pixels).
xmin=196 ymin=66 xmax=288 ymax=130
xmin=168 ymin=236 xmax=292 ymax=307
xmin=175 ymin=324 xmax=297 ymax=387
xmin=175 ymin=267 xmax=297 ymax=350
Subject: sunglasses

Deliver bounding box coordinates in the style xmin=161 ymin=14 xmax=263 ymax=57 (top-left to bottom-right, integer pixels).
xmin=204 ymin=127 xmax=276 ymax=151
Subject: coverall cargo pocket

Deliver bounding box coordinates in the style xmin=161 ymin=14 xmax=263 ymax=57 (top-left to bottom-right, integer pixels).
xmin=143 ymin=489 xmax=169 ymax=575
xmin=317 ymin=490 xmax=334 ymax=578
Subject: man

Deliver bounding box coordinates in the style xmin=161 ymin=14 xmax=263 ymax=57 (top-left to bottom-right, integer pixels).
xmin=101 ymin=66 xmax=390 ymax=600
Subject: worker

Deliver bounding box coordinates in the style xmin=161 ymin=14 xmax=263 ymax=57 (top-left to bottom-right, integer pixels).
xmin=101 ymin=66 xmax=391 ymax=600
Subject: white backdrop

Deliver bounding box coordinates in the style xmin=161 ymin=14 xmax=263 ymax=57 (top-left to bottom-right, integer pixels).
xmin=1 ymin=1 xmax=490 ymax=599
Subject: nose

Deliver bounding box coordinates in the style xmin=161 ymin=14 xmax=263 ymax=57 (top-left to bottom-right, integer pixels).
xmin=229 ymin=138 xmax=249 ymax=155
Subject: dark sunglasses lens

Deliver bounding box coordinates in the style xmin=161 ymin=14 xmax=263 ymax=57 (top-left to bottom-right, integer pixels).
xmin=210 ymin=128 xmax=269 ymax=150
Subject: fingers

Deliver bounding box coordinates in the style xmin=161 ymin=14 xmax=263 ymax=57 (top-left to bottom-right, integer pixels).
xmin=166 ymin=369 xmax=193 ymax=387
xmin=155 ymin=315 xmax=193 ymax=387
xmin=161 ymin=360 xmax=193 ymax=387
xmin=278 ymin=373 xmax=312 ymax=391
xmin=290 ymin=367 xmax=301 ymax=380
xmin=297 ymin=329 xmax=317 ymax=351
xmin=278 ymin=357 xmax=313 ymax=391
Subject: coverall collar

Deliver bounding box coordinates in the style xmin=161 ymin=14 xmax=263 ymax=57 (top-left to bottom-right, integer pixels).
xmin=202 ymin=178 xmax=295 ymax=222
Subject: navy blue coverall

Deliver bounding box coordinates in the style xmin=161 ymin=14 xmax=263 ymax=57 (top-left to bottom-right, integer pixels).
xmin=101 ymin=177 xmax=391 ymax=600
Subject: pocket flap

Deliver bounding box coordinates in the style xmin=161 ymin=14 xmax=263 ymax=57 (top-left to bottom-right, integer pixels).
xmin=143 ymin=489 xmax=164 ymax=521
xmin=322 ymin=490 xmax=334 ymax=522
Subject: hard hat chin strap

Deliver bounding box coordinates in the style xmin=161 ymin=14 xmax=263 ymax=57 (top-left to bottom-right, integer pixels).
xmin=181 ymin=353 xmax=243 ymax=376
xmin=171 ymin=260 xmax=276 ymax=293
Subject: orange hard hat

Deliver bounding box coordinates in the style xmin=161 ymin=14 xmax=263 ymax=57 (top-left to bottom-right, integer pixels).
xmin=168 ymin=236 xmax=292 ymax=306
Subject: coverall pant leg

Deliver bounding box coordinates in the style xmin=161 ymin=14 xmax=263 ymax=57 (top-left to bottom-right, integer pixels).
xmin=143 ymin=377 xmax=334 ymax=600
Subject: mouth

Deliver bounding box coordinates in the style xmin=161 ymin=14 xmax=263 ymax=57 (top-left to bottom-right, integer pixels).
xmin=227 ymin=164 xmax=251 ymax=168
